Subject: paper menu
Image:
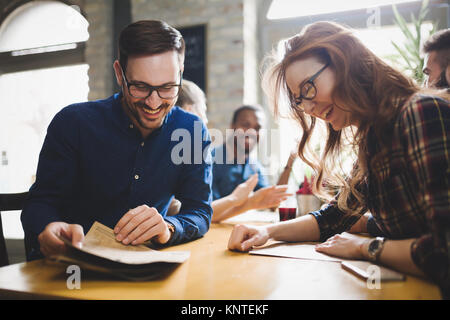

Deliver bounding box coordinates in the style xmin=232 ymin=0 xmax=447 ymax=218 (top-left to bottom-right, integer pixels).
xmin=249 ymin=241 xmax=343 ymax=262
xmin=61 ymin=221 xmax=190 ymax=265
xmin=249 ymin=241 xmax=406 ymax=282
xmin=224 ymin=210 xmax=279 ymax=224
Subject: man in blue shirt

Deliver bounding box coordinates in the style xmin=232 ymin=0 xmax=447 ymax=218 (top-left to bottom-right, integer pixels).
xmin=212 ymin=105 xmax=269 ymax=201
xmin=212 ymin=105 xmax=295 ymax=211
xmin=21 ymin=20 xmax=213 ymax=261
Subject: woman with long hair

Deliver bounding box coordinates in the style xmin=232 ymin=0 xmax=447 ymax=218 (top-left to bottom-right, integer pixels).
xmin=227 ymin=21 xmax=450 ymax=292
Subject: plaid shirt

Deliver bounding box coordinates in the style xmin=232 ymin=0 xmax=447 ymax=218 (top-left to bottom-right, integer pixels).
xmin=310 ymin=94 xmax=450 ymax=290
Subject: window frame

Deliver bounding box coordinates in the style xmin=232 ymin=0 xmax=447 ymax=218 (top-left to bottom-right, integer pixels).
xmin=0 ymin=0 xmax=87 ymax=75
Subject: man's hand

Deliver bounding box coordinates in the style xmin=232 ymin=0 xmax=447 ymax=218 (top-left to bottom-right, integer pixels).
xmin=38 ymin=222 xmax=84 ymax=257
xmin=228 ymin=224 xmax=270 ymax=252
xmin=247 ymin=185 xmax=291 ymax=210
xmin=114 ymin=205 xmax=172 ymax=245
xmin=229 ymin=174 xmax=259 ymax=207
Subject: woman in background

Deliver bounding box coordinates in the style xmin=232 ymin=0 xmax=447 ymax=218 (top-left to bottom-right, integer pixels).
xmin=227 ymin=21 xmax=450 ymax=294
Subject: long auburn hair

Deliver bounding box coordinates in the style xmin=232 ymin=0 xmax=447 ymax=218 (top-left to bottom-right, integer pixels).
xmin=262 ymin=21 xmax=425 ymax=214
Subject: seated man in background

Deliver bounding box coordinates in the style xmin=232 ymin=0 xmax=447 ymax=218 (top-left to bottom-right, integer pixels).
xmin=21 ymin=20 xmax=213 ymax=261
xmin=422 ymin=28 xmax=450 ymax=89
xmin=174 ymin=83 xmax=292 ymax=222
xmin=211 ymin=105 xmax=294 ymax=222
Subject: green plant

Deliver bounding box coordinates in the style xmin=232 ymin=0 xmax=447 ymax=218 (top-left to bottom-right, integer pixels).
xmin=391 ymin=0 xmax=438 ymax=84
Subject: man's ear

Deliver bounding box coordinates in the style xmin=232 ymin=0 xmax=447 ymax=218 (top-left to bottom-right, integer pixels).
xmin=180 ymin=63 xmax=185 ymax=78
xmin=113 ymin=60 xmax=123 ymax=87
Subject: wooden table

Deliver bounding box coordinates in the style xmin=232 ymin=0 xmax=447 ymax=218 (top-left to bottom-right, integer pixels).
xmin=0 ymin=219 xmax=441 ymax=300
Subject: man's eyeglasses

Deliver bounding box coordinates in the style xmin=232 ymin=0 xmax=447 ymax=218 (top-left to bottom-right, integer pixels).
xmin=120 ymin=66 xmax=182 ymax=100
xmin=290 ymin=62 xmax=329 ymax=110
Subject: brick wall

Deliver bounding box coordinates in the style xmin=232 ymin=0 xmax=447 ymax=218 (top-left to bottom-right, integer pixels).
xmin=84 ymin=0 xmax=114 ymax=101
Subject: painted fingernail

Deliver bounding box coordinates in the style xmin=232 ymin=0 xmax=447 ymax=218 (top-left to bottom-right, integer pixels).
xmin=114 ymin=227 xmax=119 ymax=233
xmin=116 ymin=234 xmax=122 ymax=241
xmin=123 ymin=237 xmax=130 ymax=244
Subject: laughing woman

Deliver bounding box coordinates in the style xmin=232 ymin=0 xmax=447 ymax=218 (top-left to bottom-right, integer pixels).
xmin=227 ymin=21 xmax=450 ymax=294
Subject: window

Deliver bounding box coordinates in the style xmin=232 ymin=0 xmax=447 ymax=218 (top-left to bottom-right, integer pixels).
xmin=0 ymin=1 xmax=89 ymax=238
xmin=266 ymin=0 xmax=421 ymax=20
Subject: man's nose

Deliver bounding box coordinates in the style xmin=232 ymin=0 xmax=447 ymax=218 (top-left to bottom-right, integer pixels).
xmin=144 ymin=90 xmax=162 ymax=108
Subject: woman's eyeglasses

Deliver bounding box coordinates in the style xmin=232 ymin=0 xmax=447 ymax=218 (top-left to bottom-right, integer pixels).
xmin=290 ymin=62 xmax=329 ymax=110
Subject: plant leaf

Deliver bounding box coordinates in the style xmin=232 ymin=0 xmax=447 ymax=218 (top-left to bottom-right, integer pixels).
xmin=392 ymin=41 xmax=414 ymax=69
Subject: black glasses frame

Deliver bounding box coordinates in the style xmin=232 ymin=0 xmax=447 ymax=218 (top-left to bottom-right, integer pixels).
xmin=290 ymin=62 xmax=329 ymax=110
xmin=120 ymin=66 xmax=182 ymax=100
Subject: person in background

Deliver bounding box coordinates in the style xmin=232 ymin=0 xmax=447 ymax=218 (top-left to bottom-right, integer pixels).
xmin=227 ymin=21 xmax=450 ymax=295
xmin=211 ymin=105 xmax=295 ymax=222
xmin=170 ymin=80 xmax=292 ymax=222
xmin=422 ymin=28 xmax=450 ymax=89
xmin=21 ymin=20 xmax=213 ymax=260
xmin=176 ymin=79 xmax=208 ymax=124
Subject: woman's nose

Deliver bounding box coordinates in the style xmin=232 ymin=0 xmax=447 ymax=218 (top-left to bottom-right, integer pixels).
xmin=302 ymin=100 xmax=316 ymax=116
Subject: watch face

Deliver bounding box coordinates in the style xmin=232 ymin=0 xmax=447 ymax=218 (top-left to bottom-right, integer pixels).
xmin=369 ymin=240 xmax=381 ymax=252
xmin=368 ymin=239 xmax=383 ymax=258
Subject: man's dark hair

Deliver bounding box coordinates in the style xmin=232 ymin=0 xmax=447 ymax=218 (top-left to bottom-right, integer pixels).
xmin=231 ymin=104 xmax=265 ymax=125
xmin=118 ymin=20 xmax=185 ymax=72
xmin=423 ymin=28 xmax=450 ymax=68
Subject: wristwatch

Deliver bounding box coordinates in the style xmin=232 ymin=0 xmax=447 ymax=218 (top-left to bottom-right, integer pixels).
xmin=367 ymin=237 xmax=386 ymax=262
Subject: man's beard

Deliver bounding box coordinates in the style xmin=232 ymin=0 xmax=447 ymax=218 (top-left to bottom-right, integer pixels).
xmin=126 ymin=99 xmax=171 ymax=130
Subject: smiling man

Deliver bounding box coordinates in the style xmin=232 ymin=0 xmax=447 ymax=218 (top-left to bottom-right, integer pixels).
xmin=422 ymin=28 xmax=450 ymax=89
xmin=21 ymin=20 xmax=213 ymax=260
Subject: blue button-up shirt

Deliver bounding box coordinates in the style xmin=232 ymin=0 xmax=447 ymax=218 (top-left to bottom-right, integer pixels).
xmin=21 ymin=93 xmax=213 ymax=260
xmin=212 ymin=143 xmax=269 ymax=200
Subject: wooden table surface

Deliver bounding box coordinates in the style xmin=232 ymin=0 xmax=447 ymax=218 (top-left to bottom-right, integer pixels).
xmin=0 ymin=218 xmax=442 ymax=300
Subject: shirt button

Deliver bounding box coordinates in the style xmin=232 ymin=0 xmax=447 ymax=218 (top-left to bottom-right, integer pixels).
xmin=141 ymin=142 xmax=145 ymax=147
xmin=129 ymin=124 xmax=134 ymax=129
xmin=134 ymin=174 xmax=139 ymax=180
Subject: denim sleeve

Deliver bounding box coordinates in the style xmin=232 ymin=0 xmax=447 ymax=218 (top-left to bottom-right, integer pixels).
xmin=165 ymin=123 xmax=213 ymax=245
xmin=255 ymin=163 xmax=270 ymax=190
xmin=21 ymin=106 xmax=80 ymax=260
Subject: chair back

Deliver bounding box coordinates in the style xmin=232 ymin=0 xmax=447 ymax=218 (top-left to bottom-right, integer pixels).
xmin=0 ymin=192 xmax=28 ymax=267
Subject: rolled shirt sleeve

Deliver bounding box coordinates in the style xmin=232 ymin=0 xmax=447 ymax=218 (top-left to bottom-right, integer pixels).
xmin=309 ymin=201 xmax=363 ymax=242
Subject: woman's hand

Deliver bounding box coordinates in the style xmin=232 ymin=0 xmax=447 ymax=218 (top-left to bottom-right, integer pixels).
xmin=228 ymin=224 xmax=271 ymax=252
xmin=315 ymin=232 xmax=369 ymax=260
xmin=247 ymin=185 xmax=291 ymax=210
